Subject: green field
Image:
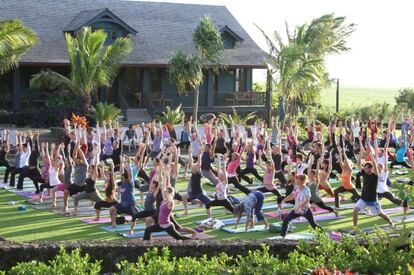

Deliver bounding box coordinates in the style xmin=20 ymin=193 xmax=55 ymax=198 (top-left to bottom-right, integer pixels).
xmin=320 ymin=86 xmax=400 ymax=110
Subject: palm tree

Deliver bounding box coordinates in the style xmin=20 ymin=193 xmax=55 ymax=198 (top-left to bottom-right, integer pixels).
xmin=0 ymin=19 xmax=37 ymax=75
xmin=257 ymin=14 xmax=355 ymax=117
xmin=30 ymin=27 xmax=132 ymax=113
xmin=168 ymin=16 xmax=225 ymax=124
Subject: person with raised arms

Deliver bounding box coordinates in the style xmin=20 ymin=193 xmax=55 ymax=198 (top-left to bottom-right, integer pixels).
xmin=280 ymin=174 xmax=322 ymax=238
xmin=353 ymin=146 xmax=394 ymax=228
xmin=205 ymin=154 xmax=234 ymax=216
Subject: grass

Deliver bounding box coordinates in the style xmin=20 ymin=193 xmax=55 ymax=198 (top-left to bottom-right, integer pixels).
xmin=0 ymin=165 xmax=413 ymax=242
xmin=320 ymin=86 xmax=400 ymax=110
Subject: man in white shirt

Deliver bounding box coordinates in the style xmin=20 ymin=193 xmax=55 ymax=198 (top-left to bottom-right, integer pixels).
xmin=10 ymin=133 xmax=31 ymax=189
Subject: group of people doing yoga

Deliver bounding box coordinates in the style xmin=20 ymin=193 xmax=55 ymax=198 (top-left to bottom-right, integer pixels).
xmin=0 ymin=112 xmax=413 ymax=240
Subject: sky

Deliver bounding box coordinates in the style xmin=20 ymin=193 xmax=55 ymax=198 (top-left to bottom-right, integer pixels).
xmin=135 ymin=0 xmax=414 ymax=88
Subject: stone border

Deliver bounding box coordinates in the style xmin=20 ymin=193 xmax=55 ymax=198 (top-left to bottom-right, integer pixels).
xmin=0 ymin=239 xmax=299 ymax=272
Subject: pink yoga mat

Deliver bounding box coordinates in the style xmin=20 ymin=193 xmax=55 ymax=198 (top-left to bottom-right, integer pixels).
xmin=291 ymin=214 xmax=344 ymax=224
xmin=322 ymin=197 xmax=345 ymax=203
xmin=80 ymin=216 xmax=132 ymax=224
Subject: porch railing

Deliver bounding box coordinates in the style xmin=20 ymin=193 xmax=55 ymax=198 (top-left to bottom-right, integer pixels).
xmin=213 ymin=91 xmax=266 ymax=106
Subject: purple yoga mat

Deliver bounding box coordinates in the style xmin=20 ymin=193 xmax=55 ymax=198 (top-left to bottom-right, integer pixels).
xmin=265 ymin=207 xmax=329 ymax=218
xmin=291 ymin=214 xmax=344 ymax=224
xmin=380 ymin=207 xmax=402 ymax=215
xmin=17 ymin=191 xmax=64 ymax=199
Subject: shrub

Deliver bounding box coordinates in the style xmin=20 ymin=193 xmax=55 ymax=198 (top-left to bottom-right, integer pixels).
xmin=9 ymin=246 xmax=101 ymax=275
xmin=6 ymin=229 xmax=414 ymax=274
xmin=155 ymin=104 xmax=184 ymax=125
xmin=89 ymin=102 xmax=123 ymax=124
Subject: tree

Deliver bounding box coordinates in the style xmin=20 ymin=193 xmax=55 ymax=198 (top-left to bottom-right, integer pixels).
xmin=168 ymin=16 xmax=225 ymax=124
xmin=257 ymin=14 xmax=355 ymax=117
xmin=395 ymin=87 xmax=414 ymax=110
xmin=0 ymin=19 xmax=37 ymax=75
xmin=30 ymin=27 xmax=132 ymax=113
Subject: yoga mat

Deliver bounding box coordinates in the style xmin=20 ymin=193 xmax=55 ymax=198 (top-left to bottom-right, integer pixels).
xmin=17 ymin=191 xmax=64 ymax=199
xmin=267 ymin=232 xmax=315 ymax=241
xmin=221 ymin=224 xmax=269 ymax=233
xmin=265 ymin=208 xmax=329 ymax=219
xmin=80 ymin=216 xmax=132 ymax=224
xmin=392 ymin=215 xmax=414 ymax=223
xmin=291 ymin=214 xmax=344 ymax=224
xmin=359 ymin=207 xmax=402 ymax=216
xmin=337 ymin=203 xmax=355 ymax=210
xmin=102 ymin=223 xmax=146 ymax=232
xmin=322 ymin=197 xmax=345 ymax=203
xmin=121 ymin=232 xmax=213 ymax=240
xmin=339 ymin=225 xmax=398 ymax=235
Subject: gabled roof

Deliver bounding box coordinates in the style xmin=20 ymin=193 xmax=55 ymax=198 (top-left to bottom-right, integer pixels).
xmin=220 ymin=25 xmax=244 ymax=42
xmin=63 ymin=8 xmax=137 ymax=34
xmin=1 ymin=0 xmax=267 ymax=67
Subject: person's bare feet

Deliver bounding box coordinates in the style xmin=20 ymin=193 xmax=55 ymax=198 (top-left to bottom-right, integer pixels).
xmin=63 ymin=208 xmax=69 ymax=212
xmin=334 ymin=209 xmax=339 ymax=217
xmin=50 ymin=203 xmax=56 ymax=208
xmin=71 ymin=211 xmax=77 ymax=217
xmin=93 ymin=217 xmax=100 ymax=221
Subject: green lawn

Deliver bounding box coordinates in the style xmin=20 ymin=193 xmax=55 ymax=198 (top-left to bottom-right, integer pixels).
xmin=320 ymin=86 xmax=400 ymax=110
xmin=0 ymin=166 xmax=413 ymax=242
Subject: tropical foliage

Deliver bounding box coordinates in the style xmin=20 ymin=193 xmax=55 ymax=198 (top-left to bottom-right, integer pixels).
xmin=6 ymin=229 xmax=414 ymax=274
xmin=168 ymin=16 xmax=225 ymax=123
xmin=155 ymin=104 xmax=184 ymax=125
xmin=257 ymin=14 xmax=355 ymax=118
xmin=0 ymin=19 xmax=37 ymax=75
xmin=218 ymin=108 xmax=258 ymax=126
xmin=30 ymin=27 xmax=132 ymax=113
xmin=89 ymin=102 xmax=123 ymax=124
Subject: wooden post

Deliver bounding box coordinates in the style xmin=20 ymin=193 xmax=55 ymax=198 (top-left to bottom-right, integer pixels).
xmin=12 ymin=69 xmax=21 ymax=111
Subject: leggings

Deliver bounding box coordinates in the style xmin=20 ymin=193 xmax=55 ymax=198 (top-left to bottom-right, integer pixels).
xmin=0 ymin=160 xmax=9 ymax=169
xmin=9 ymin=167 xmax=23 ymax=187
xmin=334 ymin=186 xmax=360 ymax=208
xmin=256 ymin=186 xmax=281 ymax=198
xmin=4 ymin=166 xmax=16 ymax=183
xmin=239 ymin=167 xmax=263 ymax=183
xmin=17 ymin=167 xmax=44 ymax=191
xmin=205 ymin=199 xmax=234 ymax=213
xmin=318 ymin=184 xmax=335 ymax=197
xmin=144 ymin=223 xmax=191 ymax=241
xmin=377 ymin=192 xmax=408 ymax=208
xmin=74 ymin=190 xmax=103 ymax=206
xmin=250 ymin=190 xmax=265 ymax=222
xmin=228 ymin=176 xmax=251 ymax=195
xmin=277 ymin=196 xmax=294 ymax=205
xmin=281 ymin=208 xmax=322 ymax=237
xmin=94 ymin=200 xmax=118 ymax=210
xmin=274 ymin=171 xmax=287 ymax=186
xmin=390 ymin=160 xmax=412 ymax=169
xmin=311 ymin=200 xmax=335 ymax=213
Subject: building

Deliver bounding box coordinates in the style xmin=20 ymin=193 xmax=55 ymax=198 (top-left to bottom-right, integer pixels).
xmin=0 ymin=0 xmax=272 ymax=123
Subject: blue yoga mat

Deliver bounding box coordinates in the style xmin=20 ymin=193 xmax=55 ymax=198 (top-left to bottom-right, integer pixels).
xmin=102 ymin=223 xmax=146 ymax=232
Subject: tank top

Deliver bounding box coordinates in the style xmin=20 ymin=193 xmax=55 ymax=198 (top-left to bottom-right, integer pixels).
xmin=246 ymin=152 xmax=255 ymax=168
xmin=216 ymin=181 xmax=227 ymax=200
xmin=158 ymin=201 xmax=172 ymax=227
xmin=263 ymin=169 xmax=276 ymax=190
xmin=341 ymin=170 xmax=354 ymax=190
xmin=48 ymin=166 xmax=60 ymax=187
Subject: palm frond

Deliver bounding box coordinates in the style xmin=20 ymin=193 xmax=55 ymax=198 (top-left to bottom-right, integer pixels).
xmin=0 ymin=19 xmax=37 ymax=74
xmin=89 ymin=102 xmax=123 ymax=124
xmin=30 ymin=70 xmax=76 ymax=92
xmin=155 ymin=104 xmax=184 ymax=125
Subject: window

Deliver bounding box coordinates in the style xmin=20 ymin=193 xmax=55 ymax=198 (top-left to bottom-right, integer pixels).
xmin=235 ymin=69 xmax=247 ymax=92
xmin=221 ymin=32 xmax=236 ymax=49
xmin=150 ymin=68 xmax=162 ymax=92
xmin=111 ymin=31 xmax=117 ymax=41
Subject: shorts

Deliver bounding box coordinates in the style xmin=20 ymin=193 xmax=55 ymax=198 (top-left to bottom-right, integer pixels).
xmin=55 ymin=183 xmax=66 ymax=192
xmin=355 ymin=199 xmax=383 ymax=215
xmin=67 ymin=184 xmax=86 ymax=196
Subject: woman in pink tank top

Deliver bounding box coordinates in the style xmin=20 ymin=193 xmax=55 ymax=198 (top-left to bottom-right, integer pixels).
xmin=143 ymin=172 xmax=191 ymax=241
xmin=256 ymin=142 xmax=282 ymax=198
